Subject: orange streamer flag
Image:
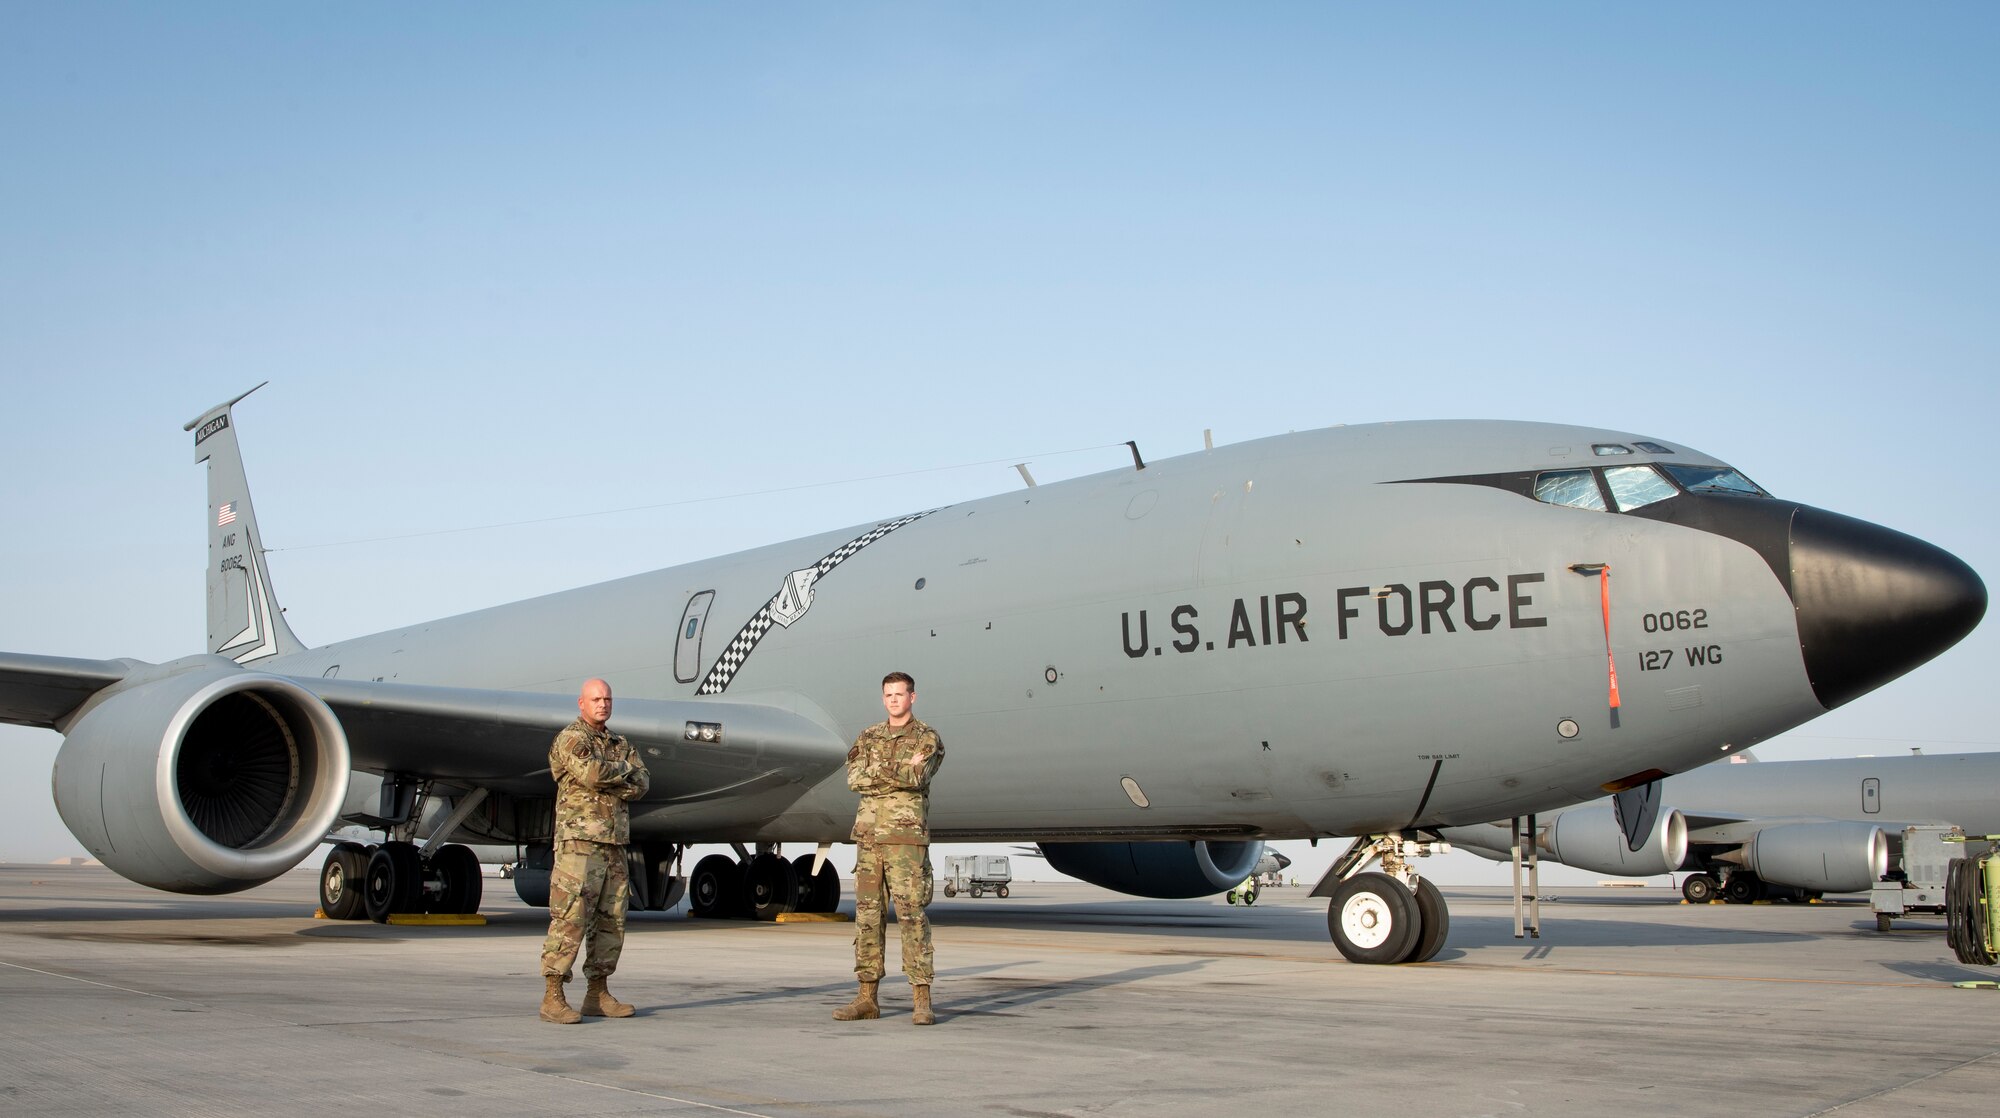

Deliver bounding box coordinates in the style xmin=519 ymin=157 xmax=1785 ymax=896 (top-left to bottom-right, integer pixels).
xmin=1600 ymin=566 xmax=1622 ymax=709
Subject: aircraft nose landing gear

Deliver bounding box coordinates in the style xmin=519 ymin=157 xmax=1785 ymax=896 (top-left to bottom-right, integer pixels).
xmin=1313 ymin=835 xmax=1452 ymax=964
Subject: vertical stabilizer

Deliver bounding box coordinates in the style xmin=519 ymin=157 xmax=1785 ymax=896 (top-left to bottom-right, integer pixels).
xmin=183 ymin=383 xmax=305 ymax=662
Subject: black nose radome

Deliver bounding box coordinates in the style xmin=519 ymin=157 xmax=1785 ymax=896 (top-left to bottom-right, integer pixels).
xmin=1789 ymin=505 xmax=1986 ymax=709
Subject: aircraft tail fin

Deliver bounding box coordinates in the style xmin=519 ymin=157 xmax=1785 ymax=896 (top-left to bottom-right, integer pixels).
xmin=183 ymin=383 xmax=305 ymax=662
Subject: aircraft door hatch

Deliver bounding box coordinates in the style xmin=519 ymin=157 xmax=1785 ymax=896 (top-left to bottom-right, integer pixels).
xmin=674 ymin=590 xmax=717 ymax=684
xmin=1862 ymin=777 xmax=1881 ymax=815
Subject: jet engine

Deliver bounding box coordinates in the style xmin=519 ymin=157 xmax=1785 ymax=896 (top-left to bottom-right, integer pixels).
xmin=51 ymin=661 xmax=350 ymax=894
xmin=1541 ymin=802 xmax=1690 ymax=877
xmin=1039 ymin=839 xmax=1266 ymax=898
xmin=1718 ymin=821 xmax=1888 ymax=893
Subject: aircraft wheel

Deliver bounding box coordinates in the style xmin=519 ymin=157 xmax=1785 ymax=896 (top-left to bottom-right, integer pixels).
xmin=1723 ymin=874 xmax=1763 ymax=904
xmin=944 ymin=883 xmax=958 ymax=897
xmin=429 ymin=843 xmax=483 ymax=914
xmin=790 ymin=854 xmax=839 ymax=912
xmin=746 ymin=852 xmax=798 ymax=921
xmin=689 ymin=854 xmax=745 ymax=919
xmin=1681 ymin=873 xmax=1719 ymax=904
xmin=512 ymin=844 xmax=553 ymax=908
xmin=364 ymin=841 xmax=423 ymax=922
xmin=318 ymin=842 xmax=370 ymax=920
xmin=997 ymin=884 xmax=1010 ymax=898
xmin=1328 ymin=872 xmax=1420 ymax=964
xmin=1409 ymin=876 xmax=1451 ymax=963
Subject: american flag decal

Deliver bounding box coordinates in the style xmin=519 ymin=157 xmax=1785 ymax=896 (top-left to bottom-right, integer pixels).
xmin=217 ymin=501 xmax=237 ymax=526
xmin=696 ymin=508 xmax=943 ymax=695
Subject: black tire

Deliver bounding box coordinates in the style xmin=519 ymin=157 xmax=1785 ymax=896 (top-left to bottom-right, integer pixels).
xmin=1723 ymin=873 xmax=1763 ymax=904
xmin=318 ymin=842 xmax=370 ymax=920
xmin=746 ymin=852 xmax=797 ymax=921
xmin=944 ymin=883 xmax=957 ymax=898
xmin=996 ymin=884 xmax=1010 ymax=899
xmin=1409 ymin=876 xmax=1451 ymax=963
xmin=1876 ymin=913 xmax=1894 ymax=933
xmin=790 ymin=854 xmax=839 ymax=912
xmin=689 ymin=854 xmax=744 ymax=919
xmin=1681 ymin=873 xmax=1718 ymax=905
xmin=429 ymin=843 xmax=482 ymax=915
xmin=364 ymin=841 xmax=422 ymax=923
xmin=1328 ymin=872 xmax=1420 ymax=964
xmin=512 ymin=844 xmax=553 ymax=908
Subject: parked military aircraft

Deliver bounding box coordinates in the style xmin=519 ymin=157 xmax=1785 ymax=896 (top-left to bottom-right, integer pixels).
xmin=1439 ymin=751 xmax=2000 ymax=902
xmin=0 ymin=387 xmax=1984 ymax=963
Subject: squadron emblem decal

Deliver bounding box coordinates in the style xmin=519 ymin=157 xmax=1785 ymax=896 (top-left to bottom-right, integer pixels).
xmin=695 ymin=508 xmax=943 ymax=695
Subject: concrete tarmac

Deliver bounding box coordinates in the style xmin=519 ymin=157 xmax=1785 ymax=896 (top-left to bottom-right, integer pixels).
xmin=3 ymin=864 xmax=1998 ymax=1117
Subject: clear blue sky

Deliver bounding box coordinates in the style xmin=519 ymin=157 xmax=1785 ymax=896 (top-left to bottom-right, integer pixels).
xmin=3 ymin=4 xmax=1996 ymax=879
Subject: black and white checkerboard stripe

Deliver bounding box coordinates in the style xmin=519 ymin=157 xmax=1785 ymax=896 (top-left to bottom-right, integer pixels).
xmin=695 ymin=508 xmax=943 ymax=695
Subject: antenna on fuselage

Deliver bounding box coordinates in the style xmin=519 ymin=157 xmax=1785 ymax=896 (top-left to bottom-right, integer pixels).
xmin=1014 ymin=463 xmax=1037 ymax=488
xmin=1125 ymin=441 xmax=1146 ymax=471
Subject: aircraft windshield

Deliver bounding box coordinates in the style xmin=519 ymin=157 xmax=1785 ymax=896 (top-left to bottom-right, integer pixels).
xmin=1605 ymin=465 xmax=1678 ymax=511
xmin=1534 ymin=469 xmax=1606 ymax=511
xmin=1662 ymin=463 xmax=1769 ymax=497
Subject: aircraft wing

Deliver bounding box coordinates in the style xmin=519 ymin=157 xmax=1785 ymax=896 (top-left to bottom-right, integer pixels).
xmin=307 ymin=677 xmax=850 ymax=802
xmin=0 ymin=652 xmax=133 ymax=727
xmin=0 ymin=651 xmax=850 ymax=805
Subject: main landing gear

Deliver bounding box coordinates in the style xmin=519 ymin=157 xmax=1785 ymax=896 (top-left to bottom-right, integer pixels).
xmin=1312 ymin=835 xmax=1453 ymax=964
xmin=689 ymin=844 xmax=842 ymax=921
xmin=320 ymin=783 xmax=499 ymax=922
xmin=318 ymin=840 xmax=485 ymax=922
xmin=507 ymin=841 xmax=688 ymax=914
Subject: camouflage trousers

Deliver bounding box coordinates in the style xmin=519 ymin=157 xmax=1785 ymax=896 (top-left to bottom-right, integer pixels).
xmin=852 ymin=841 xmax=933 ymax=985
xmin=541 ymin=839 xmax=630 ymax=980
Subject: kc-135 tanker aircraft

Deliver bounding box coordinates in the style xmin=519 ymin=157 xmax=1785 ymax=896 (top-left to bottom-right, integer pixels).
xmin=0 ymin=388 xmax=1985 ymax=963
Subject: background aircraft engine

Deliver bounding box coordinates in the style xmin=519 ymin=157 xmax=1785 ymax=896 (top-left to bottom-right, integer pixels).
xmin=1039 ymin=840 xmax=1266 ymax=898
xmin=1727 ymin=821 xmax=1889 ymax=893
xmin=51 ymin=665 xmax=351 ymax=895
xmin=1542 ymin=803 xmax=1690 ymax=877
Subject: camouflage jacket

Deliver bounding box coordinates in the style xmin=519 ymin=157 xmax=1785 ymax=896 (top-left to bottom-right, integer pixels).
xmin=549 ymin=717 xmax=650 ymax=845
xmin=847 ymin=717 xmax=943 ymax=845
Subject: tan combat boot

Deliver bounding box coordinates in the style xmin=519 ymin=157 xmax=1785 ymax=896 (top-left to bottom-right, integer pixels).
xmin=540 ymin=975 xmax=582 ymax=1024
xmin=581 ymin=976 xmax=636 ymax=1018
xmin=912 ymin=984 xmax=935 ymax=1026
xmin=831 ymin=979 xmax=880 ymax=1021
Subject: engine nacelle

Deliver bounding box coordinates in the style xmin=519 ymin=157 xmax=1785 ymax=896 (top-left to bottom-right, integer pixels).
xmin=51 ymin=660 xmax=351 ymax=894
xmin=1728 ymin=821 xmax=1888 ymax=893
xmin=1039 ymin=840 xmax=1265 ymax=898
xmin=1542 ymin=802 xmax=1689 ymax=877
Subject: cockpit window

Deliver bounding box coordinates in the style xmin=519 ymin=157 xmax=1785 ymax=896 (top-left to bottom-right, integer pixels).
xmin=1592 ymin=443 xmax=1633 ymax=456
xmin=1662 ymin=463 xmax=1769 ymax=497
xmin=1534 ymin=469 xmax=1606 ymax=511
xmin=1605 ymin=465 xmax=1678 ymax=511
xmin=1634 ymin=441 xmax=1674 ymax=454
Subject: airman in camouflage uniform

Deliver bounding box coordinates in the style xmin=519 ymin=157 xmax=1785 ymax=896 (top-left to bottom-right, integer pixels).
xmin=833 ymin=671 xmax=944 ymax=1026
xmin=539 ymin=678 xmax=650 ymax=1024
